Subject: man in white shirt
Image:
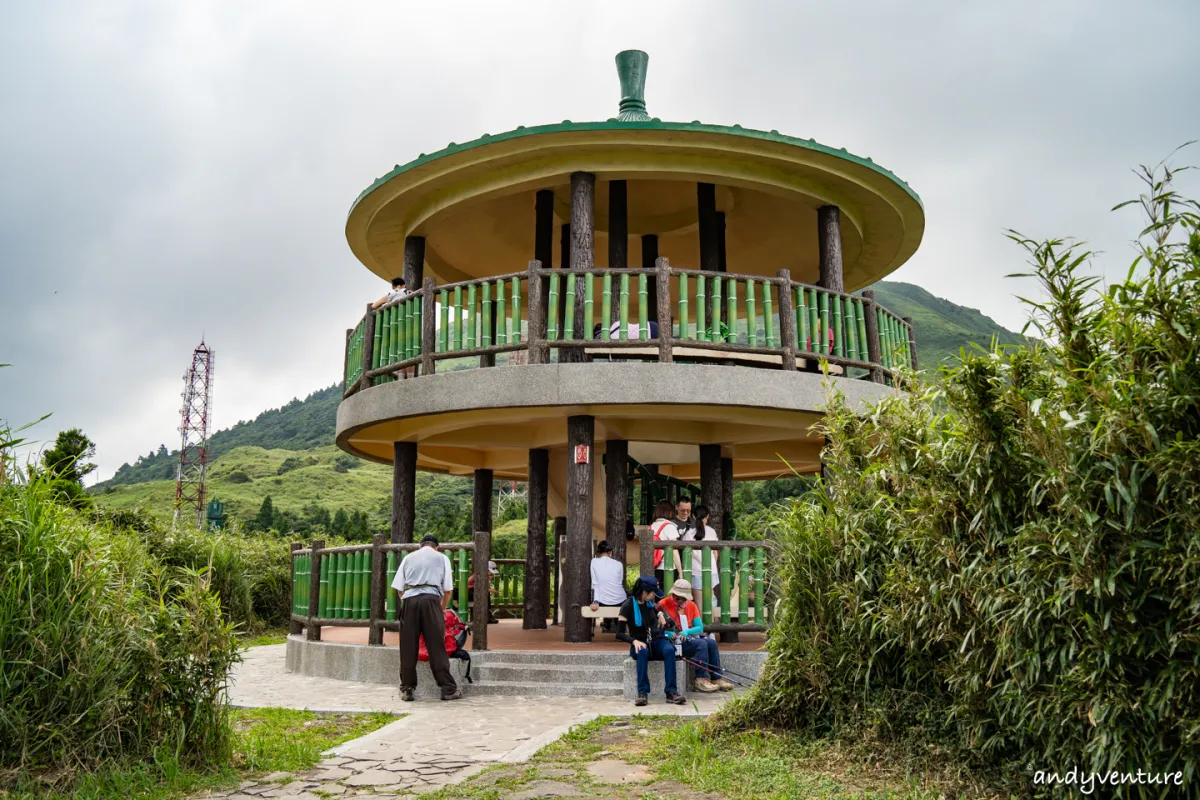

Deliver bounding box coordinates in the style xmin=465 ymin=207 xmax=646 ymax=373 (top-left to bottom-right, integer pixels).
xmin=391 ymin=534 xmax=461 ymax=702
xmin=372 ymin=277 xmax=408 ymax=309
xmin=589 ymin=540 xmax=626 ymax=632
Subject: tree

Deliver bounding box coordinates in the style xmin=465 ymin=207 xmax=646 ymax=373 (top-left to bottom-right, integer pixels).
xmin=253 ymin=495 xmax=276 ymax=532
xmin=42 ymin=428 xmax=96 ymax=485
xmin=331 ymin=508 xmax=348 ymax=535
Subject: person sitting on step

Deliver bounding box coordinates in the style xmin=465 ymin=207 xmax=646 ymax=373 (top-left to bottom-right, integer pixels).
xmin=616 ymin=575 xmax=684 ymax=706
xmin=659 ymin=579 xmax=733 ymax=692
xmin=589 ymin=539 xmax=626 ymax=634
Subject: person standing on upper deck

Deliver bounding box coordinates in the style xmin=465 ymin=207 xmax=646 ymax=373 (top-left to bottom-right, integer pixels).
xmin=392 ymin=534 xmax=461 ymax=702
xmin=372 ymin=276 xmax=408 ymax=309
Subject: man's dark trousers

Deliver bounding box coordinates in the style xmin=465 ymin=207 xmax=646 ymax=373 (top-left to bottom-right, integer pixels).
xmin=399 ymin=593 xmax=458 ymax=697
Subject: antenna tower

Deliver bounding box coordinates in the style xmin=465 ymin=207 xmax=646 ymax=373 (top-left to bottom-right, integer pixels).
xmin=174 ymin=341 xmax=215 ymax=526
xmin=496 ymin=479 xmax=528 ymax=515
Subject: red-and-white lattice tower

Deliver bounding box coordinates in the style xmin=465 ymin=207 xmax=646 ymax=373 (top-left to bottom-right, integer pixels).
xmin=174 ymin=341 xmax=214 ymax=526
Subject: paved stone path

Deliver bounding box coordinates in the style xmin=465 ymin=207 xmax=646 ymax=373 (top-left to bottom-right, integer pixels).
xmin=203 ymin=645 xmax=735 ymax=797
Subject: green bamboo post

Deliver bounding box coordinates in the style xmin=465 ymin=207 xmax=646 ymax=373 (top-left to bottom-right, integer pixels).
xmin=466 ymin=284 xmax=477 ymax=348
xmin=637 ymin=273 xmax=648 ymax=340
xmin=726 ymin=277 xmax=737 ymax=343
xmin=359 ymin=550 xmax=370 ymax=619
xmin=754 ymin=547 xmax=765 ymax=625
xmin=376 ymin=306 xmax=389 ymax=373
xmin=762 ymin=281 xmax=775 ymax=347
xmin=547 ymin=273 xmax=560 ymax=341
xmin=371 ymin=310 xmax=383 ymax=379
xmin=701 ymin=545 xmax=713 ymax=624
xmin=319 ymin=553 xmax=330 ymax=617
xmin=291 ymin=556 xmax=299 ymax=617
xmin=391 ymin=303 xmax=402 ymax=367
xmin=619 ymin=273 xmax=630 ymax=340
xmin=328 ymin=553 xmax=339 ymax=619
xmin=855 ymin=300 xmax=869 ymax=365
xmin=720 ymin=548 xmax=731 ymax=624
xmin=746 ymin=279 xmax=757 ymax=346
xmin=878 ymin=309 xmax=889 ymax=369
xmin=511 ymin=276 xmax=522 ymax=343
xmin=796 ymin=288 xmax=808 ymax=350
xmin=710 ymin=275 xmax=722 ymax=341
xmin=808 ymin=290 xmax=819 ymax=354
xmin=843 ymin=296 xmax=857 ymax=360
xmin=833 ymin=293 xmax=844 ymax=358
xmin=696 ymin=275 xmax=707 ymax=342
xmin=584 ymin=274 xmax=594 ymax=339
xmin=663 ymin=546 xmax=675 ymax=591
xmin=385 ymin=552 xmax=396 ymax=621
xmin=441 ymin=287 xmax=451 ymax=350
xmin=601 ymin=273 xmax=612 ymax=340
xmin=350 ymin=551 xmax=361 ymax=619
xmin=482 ymin=282 xmax=493 ymax=347
xmin=681 ymin=545 xmax=693 ymax=587
xmin=398 ymin=301 xmax=407 ymax=362
xmin=412 ymin=299 xmax=421 ymax=360
xmin=333 ymin=553 xmax=345 ymax=619
xmin=820 ymin=291 xmax=832 ymax=355
xmin=678 ymin=273 xmax=689 ymax=339
xmin=457 ymin=549 xmax=469 ymax=620
xmin=452 ymin=287 xmax=463 ymax=350
xmin=563 ymin=274 xmax=577 ymax=339
xmin=738 ymin=547 xmax=750 ymax=622
xmin=495 ymin=279 xmax=507 ymax=345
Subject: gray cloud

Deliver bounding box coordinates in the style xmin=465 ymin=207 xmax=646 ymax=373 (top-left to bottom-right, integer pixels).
xmin=2 ymin=0 xmax=1197 ymax=479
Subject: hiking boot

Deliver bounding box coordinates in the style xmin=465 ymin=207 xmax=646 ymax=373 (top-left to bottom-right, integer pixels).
xmin=665 ymin=692 xmax=686 ymax=705
xmin=716 ymin=678 xmax=735 ymax=691
xmin=634 ymin=693 xmax=648 ymax=707
xmin=694 ymin=678 xmax=719 ymax=693
xmin=441 ymin=689 xmax=463 ymax=701
xmin=400 ymin=688 xmax=414 ymax=702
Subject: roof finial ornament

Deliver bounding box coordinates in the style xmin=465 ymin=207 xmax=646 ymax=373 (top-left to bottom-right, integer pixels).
xmin=615 ymin=50 xmax=650 ymax=122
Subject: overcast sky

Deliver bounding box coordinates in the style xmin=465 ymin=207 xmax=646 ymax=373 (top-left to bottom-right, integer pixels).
xmin=2 ymin=1 xmax=1197 ymax=481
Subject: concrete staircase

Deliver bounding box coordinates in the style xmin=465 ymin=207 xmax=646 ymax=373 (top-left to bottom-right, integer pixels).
xmin=468 ymin=651 xmax=627 ymax=697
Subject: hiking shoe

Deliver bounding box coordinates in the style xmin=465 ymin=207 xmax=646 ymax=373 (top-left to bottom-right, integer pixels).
xmin=716 ymin=678 xmax=735 ymax=691
xmin=665 ymin=692 xmax=686 ymax=705
xmin=694 ymin=678 xmax=719 ymax=693
xmin=441 ymin=690 xmax=464 ymax=701
xmin=634 ymin=693 xmax=648 ymax=707
xmin=400 ymin=688 xmax=414 ymax=702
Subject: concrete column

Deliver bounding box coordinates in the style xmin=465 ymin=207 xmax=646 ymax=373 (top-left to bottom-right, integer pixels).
xmin=564 ymin=415 xmax=595 ymax=642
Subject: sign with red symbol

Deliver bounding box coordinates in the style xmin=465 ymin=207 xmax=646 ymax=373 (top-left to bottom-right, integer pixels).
xmin=574 ymin=445 xmax=590 ymax=464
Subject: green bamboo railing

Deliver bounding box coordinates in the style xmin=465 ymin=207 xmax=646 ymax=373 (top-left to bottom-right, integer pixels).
xmin=343 ymin=265 xmax=916 ymax=393
xmin=645 ymin=536 xmax=773 ymax=630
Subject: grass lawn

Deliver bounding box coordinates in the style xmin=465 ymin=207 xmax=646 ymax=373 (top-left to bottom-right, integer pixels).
xmin=8 ymin=708 xmax=397 ymax=800
xmin=426 ymin=716 xmax=1001 ymax=800
xmin=239 ymin=627 xmax=290 ymax=648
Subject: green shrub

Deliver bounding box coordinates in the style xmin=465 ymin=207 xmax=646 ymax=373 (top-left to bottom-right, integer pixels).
xmin=227 ymin=469 xmax=252 ymax=484
xmin=0 ymin=478 xmax=239 ymax=777
xmin=720 ymin=160 xmax=1200 ymax=795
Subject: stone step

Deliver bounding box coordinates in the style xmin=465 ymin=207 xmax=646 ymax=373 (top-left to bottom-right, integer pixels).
xmin=465 ymin=679 xmax=624 ymax=697
xmin=471 ymin=650 xmax=628 ymax=667
xmin=473 ymin=662 xmax=624 ymax=684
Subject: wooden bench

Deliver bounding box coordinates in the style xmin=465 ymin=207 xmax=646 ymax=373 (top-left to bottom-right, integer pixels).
xmin=581 ymin=604 xmax=622 ymax=637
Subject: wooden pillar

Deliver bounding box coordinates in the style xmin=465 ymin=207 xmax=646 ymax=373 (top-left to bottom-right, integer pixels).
xmin=655 ymin=257 xmax=673 ymax=362
xmin=697 ymin=183 xmax=718 ymax=273
xmin=391 ymin=442 xmax=416 ymax=544
xmin=642 ymin=233 xmax=659 ymax=314
xmin=716 ymin=211 xmax=727 ymax=272
xmin=721 ymin=457 xmax=734 ymax=538
xmin=776 ymin=269 xmax=797 ymax=371
xmin=552 ymin=516 xmax=566 ymax=625
xmin=564 ymin=415 xmax=595 ymax=642
xmin=699 ymin=444 xmax=723 ymax=538
xmin=524 ymin=448 xmax=549 ymax=629
xmin=403 ymin=236 xmax=425 ymax=291
xmin=862 ymin=290 xmax=884 ymax=384
xmin=473 ymin=468 xmax=493 ymax=539
xmin=567 ymin=172 xmax=595 ymax=363
xmin=605 ymin=439 xmax=629 ymax=566
xmin=421 ymin=277 xmax=436 ymax=376
xmin=817 ymin=205 xmax=844 ymax=293
xmin=535 ymin=189 xmax=554 ymax=328
xmin=368 ymin=534 xmax=386 ymax=645
xmin=306 ymin=539 xmax=324 ymax=641
xmin=903 ymin=317 xmax=919 ymax=371
xmin=472 ymin=530 xmax=490 ymax=651
xmin=609 ymin=180 xmax=628 ymax=324
xmin=558 ymin=223 xmax=570 ymax=337
xmin=527 ymin=260 xmax=548 ymax=364
xmin=289 ymin=543 xmax=304 ymax=636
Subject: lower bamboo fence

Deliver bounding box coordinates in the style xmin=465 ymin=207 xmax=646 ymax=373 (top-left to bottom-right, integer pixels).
xmin=289 ymin=531 xmax=497 ymax=650
xmin=638 ymin=529 xmax=775 ymax=633
xmin=343 ymin=261 xmax=917 ymax=397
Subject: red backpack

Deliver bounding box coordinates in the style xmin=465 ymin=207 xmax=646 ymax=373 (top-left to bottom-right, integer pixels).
xmin=651 ymin=519 xmax=675 ymax=568
xmin=418 ymin=610 xmax=467 ymax=661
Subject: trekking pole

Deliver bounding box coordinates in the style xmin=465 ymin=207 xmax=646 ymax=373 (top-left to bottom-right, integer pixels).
xmin=677 ymin=654 xmax=758 ymax=687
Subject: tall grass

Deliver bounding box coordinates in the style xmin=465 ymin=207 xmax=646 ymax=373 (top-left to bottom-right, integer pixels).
xmin=718 ymin=158 xmax=1200 ymax=796
xmin=0 ymin=474 xmax=239 ymax=779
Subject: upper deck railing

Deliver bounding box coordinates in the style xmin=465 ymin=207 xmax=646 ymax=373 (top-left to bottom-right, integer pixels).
xmin=342 ymin=260 xmax=915 ymax=398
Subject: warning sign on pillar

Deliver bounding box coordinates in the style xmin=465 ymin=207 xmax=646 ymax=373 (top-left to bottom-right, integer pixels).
xmin=574 ymin=445 xmax=590 ymax=464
